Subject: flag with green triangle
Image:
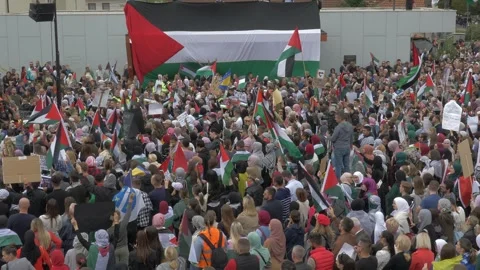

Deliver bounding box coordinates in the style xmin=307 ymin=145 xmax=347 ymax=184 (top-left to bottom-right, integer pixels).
xmin=273 ymin=27 xmax=302 ymax=78
xmin=363 ymin=76 xmax=374 ymax=108
xmin=417 ymin=73 xmax=435 ymax=101
xmin=46 ymin=120 xmax=72 ymax=169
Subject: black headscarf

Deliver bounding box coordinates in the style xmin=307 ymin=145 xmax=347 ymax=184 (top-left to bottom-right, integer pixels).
xmin=0 ymin=215 xmax=7 ymax=229
xmin=20 ymin=230 xmax=41 ymax=265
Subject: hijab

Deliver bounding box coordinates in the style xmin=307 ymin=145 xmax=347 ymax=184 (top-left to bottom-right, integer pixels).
xmin=251 ymin=142 xmax=265 ymax=161
xmin=374 ymin=212 xmax=386 ymax=244
xmin=248 ymin=232 xmax=270 ymax=269
xmin=369 ymin=195 xmax=382 ymax=216
xmin=20 ymin=230 xmax=41 ymax=265
xmin=353 ymin=171 xmax=364 ymax=185
xmin=267 ymin=219 xmax=286 ymax=262
xmin=435 ymin=239 xmax=447 ymax=255
xmin=160 ymin=201 xmax=169 ymax=215
xmin=392 ymin=197 xmax=410 ymax=216
xmin=73 ymin=233 xmax=89 ymax=257
xmin=259 ymin=210 xmax=271 ymax=226
xmin=94 ymin=229 xmax=110 ymax=257
xmin=363 ymin=145 xmax=374 ymax=160
xmin=264 ymin=143 xmax=276 ymax=171
xmin=51 ymin=249 xmax=69 ymax=270
xmin=418 ymin=209 xmax=432 ymax=231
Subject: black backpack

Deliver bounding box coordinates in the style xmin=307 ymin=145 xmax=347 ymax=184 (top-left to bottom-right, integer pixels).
xmin=199 ymin=232 xmax=228 ymax=270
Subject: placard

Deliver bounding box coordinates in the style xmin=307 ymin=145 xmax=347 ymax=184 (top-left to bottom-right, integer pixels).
xmin=423 ymin=117 xmax=432 ymax=132
xmin=458 ymin=139 xmax=474 ymax=178
xmin=2 ymin=156 xmax=41 ymax=184
xmin=442 ymin=100 xmax=462 ymax=132
xmin=123 ymin=108 xmax=145 ymax=139
xmin=92 ymin=88 xmax=111 ymax=108
xmin=398 ymin=121 xmax=406 ymax=144
xmin=74 ymin=202 xmax=114 ymax=232
xmin=148 ymin=103 xmax=163 ymax=115
xmin=468 ymin=116 xmax=479 ymax=133
xmin=177 ymin=112 xmax=188 ymax=127
xmin=317 ymin=69 xmax=325 ymax=79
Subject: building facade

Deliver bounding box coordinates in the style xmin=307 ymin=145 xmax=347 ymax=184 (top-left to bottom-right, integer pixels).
xmin=0 ymin=0 xmax=127 ymax=13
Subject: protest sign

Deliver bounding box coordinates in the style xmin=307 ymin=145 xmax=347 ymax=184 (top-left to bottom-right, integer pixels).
xmin=442 ymin=100 xmax=462 ymax=132
xmin=468 ymin=116 xmax=479 ymax=133
xmin=2 ymin=156 xmax=41 ymax=184
xmin=177 ymin=112 xmax=188 ymax=127
xmin=148 ymin=103 xmax=163 ymax=115
xmin=92 ymin=88 xmax=111 ymax=108
xmin=317 ymin=69 xmax=325 ymax=79
xmin=398 ymin=121 xmax=406 ymax=144
xmin=458 ymin=139 xmax=474 ymax=178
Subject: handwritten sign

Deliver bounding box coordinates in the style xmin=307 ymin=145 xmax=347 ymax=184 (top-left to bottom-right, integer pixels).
xmin=148 ymin=103 xmax=163 ymax=115
xmin=92 ymin=88 xmax=111 ymax=108
xmin=442 ymin=100 xmax=462 ymax=132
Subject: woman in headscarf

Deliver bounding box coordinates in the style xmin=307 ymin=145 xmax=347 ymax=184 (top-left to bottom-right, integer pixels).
xmin=412 ymin=209 xmax=436 ymax=256
xmin=437 ymin=198 xmax=454 ymax=244
xmin=447 ymin=160 xmax=462 ymax=182
xmin=353 ymin=172 xmax=377 ymax=203
xmin=17 ymin=230 xmax=51 ymax=270
xmin=347 ymin=199 xmax=374 ymax=237
xmin=369 ymin=195 xmax=382 ymax=223
xmin=248 ymin=232 xmax=271 ymax=270
xmin=50 ymin=249 xmax=69 ymax=270
xmin=159 ymin=201 xmax=174 ymax=228
xmin=256 ymin=210 xmax=271 ymax=245
xmin=264 ymin=219 xmax=286 ymax=270
xmin=152 ymin=213 xmax=177 ymax=248
xmin=385 ymin=170 xmax=405 ymax=215
xmin=373 ymin=211 xmax=386 ymax=244
xmin=251 ymin=142 xmax=265 ymax=164
xmin=435 ymin=239 xmax=447 ymax=261
xmin=64 ymin=233 xmax=89 ymax=270
xmin=391 ymin=197 xmax=410 ymax=234
xmin=361 ymin=144 xmax=375 ymax=169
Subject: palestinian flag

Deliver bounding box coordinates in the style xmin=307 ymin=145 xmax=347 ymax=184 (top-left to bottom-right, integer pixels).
xmin=299 ymin=161 xmax=329 ymax=211
xmin=110 ymin=127 xmax=121 ymax=159
xmin=230 ymin=150 xmax=251 ymax=164
xmin=178 ymin=64 xmax=195 ymax=79
xmin=417 ymin=74 xmax=435 ymax=101
xmin=219 ymin=144 xmax=233 ymax=185
xmin=253 ymin=89 xmax=266 ymax=124
xmin=31 ymin=98 xmax=44 ymax=116
xmin=321 ymin=160 xmax=348 ymax=210
xmin=314 ymin=144 xmax=325 ymax=156
xmin=27 ymin=103 xmax=62 ymax=125
xmin=397 ymin=53 xmax=423 ymax=90
xmin=196 ymin=62 xmax=217 ymax=78
xmin=72 ymin=98 xmax=86 ymax=119
xmin=46 ymin=120 xmax=72 ymax=169
xmin=178 ymin=209 xmax=192 ymax=259
xmin=369 ymin=52 xmax=379 ymax=65
xmin=458 ymin=176 xmax=473 ymax=208
xmin=338 ymin=72 xmax=348 ymax=100
xmin=412 ymin=41 xmax=420 ymax=66
xmin=273 ymin=27 xmax=302 ymax=78
xmin=124 ymin=1 xmax=320 ymax=83
xmin=172 ymin=143 xmax=188 ymax=173
xmin=363 ymin=76 xmax=374 ymax=108
xmin=273 ymin=122 xmax=302 ymax=160
xmin=464 ymin=70 xmax=474 ymax=106
xmin=237 ymin=76 xmax=246 ymax=90
xmin=91 ymin=110 xmax=108 ymax=141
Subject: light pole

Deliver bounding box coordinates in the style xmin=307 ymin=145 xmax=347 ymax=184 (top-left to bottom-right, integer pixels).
xmin=53 ymin=0 xmax=62 ymax=108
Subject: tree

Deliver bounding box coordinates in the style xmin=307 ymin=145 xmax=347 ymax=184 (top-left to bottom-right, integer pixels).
xmin=341 ymin=0 xmax=366 ymax=7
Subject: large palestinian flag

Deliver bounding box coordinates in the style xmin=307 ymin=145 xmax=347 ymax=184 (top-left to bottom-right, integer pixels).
xmin=124 ymin=1 xmax=321 ymax=83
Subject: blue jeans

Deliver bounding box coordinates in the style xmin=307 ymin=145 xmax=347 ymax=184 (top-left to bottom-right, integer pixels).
xmin=333 ymin=147 xmax=350 ymax=180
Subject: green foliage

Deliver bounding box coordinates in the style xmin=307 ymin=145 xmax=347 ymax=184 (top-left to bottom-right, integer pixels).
xmin=438 ymin=35 xmax=458 ymax=60
xmin=341 ymin=0 xmax=366 ymax=7
xmin=437 ymin=0 xmax=480 ymax=15
xmin=466 ymin=24 xmax=480 ymax=41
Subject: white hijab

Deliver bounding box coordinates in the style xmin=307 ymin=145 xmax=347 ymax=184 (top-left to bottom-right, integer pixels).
xmin=374 ymin=211 xmax=386 ymax=244
xmin=392 ymin=197 xmax=410 ymax=234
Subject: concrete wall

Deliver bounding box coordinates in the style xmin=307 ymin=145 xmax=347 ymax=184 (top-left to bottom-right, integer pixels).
xmin=0 ymin=8 xmax=457 ymax=76
xmin=320 ymin=8 xmax=456 ymax=70
xmin=0 ymin=12 xmax=127 ymax=75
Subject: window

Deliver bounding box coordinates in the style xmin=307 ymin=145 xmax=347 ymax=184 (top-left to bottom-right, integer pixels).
xmin=87 ymin=3 xmax=96 ymax=10
xmin=102 ymin=3 xmax=110 ymax=10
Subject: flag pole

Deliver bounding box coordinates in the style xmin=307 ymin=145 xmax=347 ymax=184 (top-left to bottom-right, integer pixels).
xmin=301 ymin=51 xmax=308 ymax=78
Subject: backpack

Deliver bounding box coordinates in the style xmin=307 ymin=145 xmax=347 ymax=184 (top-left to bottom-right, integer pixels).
xmin=198 ymin=232 xmax=228 ymax=270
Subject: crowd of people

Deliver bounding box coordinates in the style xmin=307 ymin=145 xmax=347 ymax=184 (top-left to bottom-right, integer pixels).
xmin=0 ymin=38 xmax=479 ymax=270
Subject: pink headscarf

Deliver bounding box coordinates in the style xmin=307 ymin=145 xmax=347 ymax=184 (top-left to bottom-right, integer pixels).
xmin=152 ymin=213 xmax=166 ymax=229
xmin=86 ymin=156 xmax=96 ymax=167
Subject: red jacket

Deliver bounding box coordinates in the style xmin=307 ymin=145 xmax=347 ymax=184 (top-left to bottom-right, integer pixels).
xmin=409 ymin=248 xmax=434 ymax=270
xmin=309 ymin=246 xmax=334 ymax=270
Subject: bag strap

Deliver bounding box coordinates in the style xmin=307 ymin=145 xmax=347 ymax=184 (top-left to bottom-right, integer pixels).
xmin=254 ymin=249 xmax=267 ymax=264
xmin=217 ymin=232 xmax=223 ymax=248
xmin=198 ymin=234 xmax=216 ymax=250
